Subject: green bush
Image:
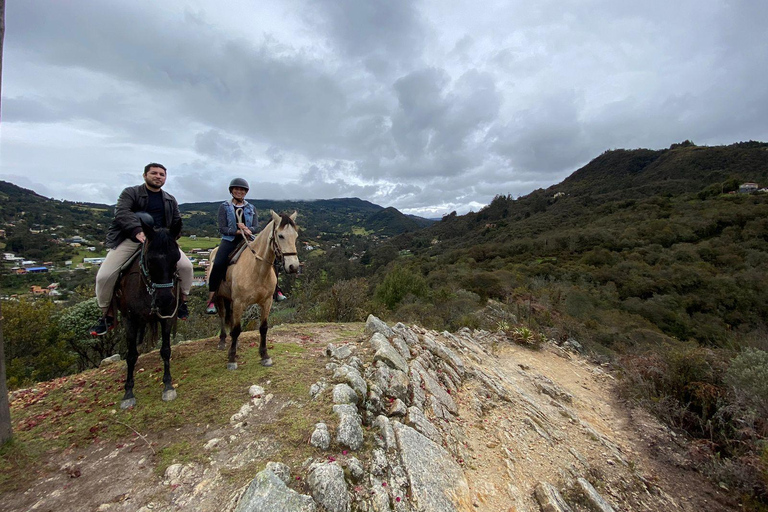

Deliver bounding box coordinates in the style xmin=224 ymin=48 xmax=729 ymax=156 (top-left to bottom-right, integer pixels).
xmin=374 ymin=265 xmax=428 ymax=310
xmin=725 ymin=348 xmax=768 ymax=418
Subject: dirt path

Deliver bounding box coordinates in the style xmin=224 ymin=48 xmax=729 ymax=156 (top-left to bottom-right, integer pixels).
xmin=457 ymin=342 xmax=739 ymax=511
xmin=1 ymin=324 xmax=743 ymax=512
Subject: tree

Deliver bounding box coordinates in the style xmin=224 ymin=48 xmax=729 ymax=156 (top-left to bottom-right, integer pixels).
xmin=0 ymin=0 xmax=12 ymax=445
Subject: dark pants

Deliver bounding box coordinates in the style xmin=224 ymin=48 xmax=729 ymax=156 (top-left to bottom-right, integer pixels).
xmin=208 ymin=239 xmax=239 ymax=293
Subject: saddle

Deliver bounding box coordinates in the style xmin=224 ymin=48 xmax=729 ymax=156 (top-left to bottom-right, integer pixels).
xmin=225 ymin=237 xmax=254 ymax=266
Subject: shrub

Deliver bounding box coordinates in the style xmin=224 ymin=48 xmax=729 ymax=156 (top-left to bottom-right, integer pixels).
xmin=374 ymin=265 xmax=428 ymax=310
xmin=725 ymin=348 xmax=768 ymax=418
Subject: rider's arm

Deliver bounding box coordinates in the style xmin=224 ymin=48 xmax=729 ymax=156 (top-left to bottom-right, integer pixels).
xmin=218 ymin=203 xmax=238 ymax=237
xmin=114 ymin=186 xmax=143 ymax=242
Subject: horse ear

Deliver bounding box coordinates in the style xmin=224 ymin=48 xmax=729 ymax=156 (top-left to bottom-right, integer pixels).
xmin=271 ymin=210 xmax=281 ymax=224
xmin=137 ymin=212 xmax=155 ymax=239
xmin=289 ymin=211 xmax=298 ymax=221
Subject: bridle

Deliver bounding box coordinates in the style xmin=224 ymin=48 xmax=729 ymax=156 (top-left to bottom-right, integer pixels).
xmin=139 ymin=241 xmax=180 ymax=319
xmin=242 ymin=219 xmax=297 ymax=267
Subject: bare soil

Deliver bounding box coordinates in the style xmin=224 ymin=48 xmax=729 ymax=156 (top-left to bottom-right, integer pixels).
xmin=0 ymin=324 xmax=744 ymax=512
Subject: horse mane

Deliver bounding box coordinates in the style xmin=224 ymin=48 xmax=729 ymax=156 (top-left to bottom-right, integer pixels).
xmin=277 ymin=213 xmax=296 ymax=228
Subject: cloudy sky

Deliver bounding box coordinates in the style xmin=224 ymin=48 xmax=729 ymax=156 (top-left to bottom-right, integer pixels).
xmin=1 ymin=1 xmax=766 ymax=217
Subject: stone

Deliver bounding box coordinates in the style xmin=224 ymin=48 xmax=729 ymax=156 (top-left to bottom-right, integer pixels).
xmin=266 ymin=462 xmax=292 ymax=484
xmin=333 ymin=365 xmax=368 ymax=402
xmin=345 ymin=457 xmax=365 ymax=483
xmin=392 ymin=422 xmax=471 ymax=512
xmin=366 ymin=314 xmax=394 ymax=339
xmin=534 ymin=482 xmax=573 ymax=512
xmin=333 ymin=383 xmax=359 ymax=405
xmin=307 ymin=461 xmax=350 ymax=512
xmin=576 ymin=477 xmax=616 ymax=512
xmin=405 ymin=407 xmax=442 ymax=445
xmin=374 ymin=342 xmax=409 ymax=374
xmin=334 ymin=404 xmax=364 ymax=451
xmin=99 ymin=354 xmax=121 ymax=367
xmin=311 ymin=423 xmax=331 ymax=450
xmin=235 ymin=469 xmax=316 ymax=512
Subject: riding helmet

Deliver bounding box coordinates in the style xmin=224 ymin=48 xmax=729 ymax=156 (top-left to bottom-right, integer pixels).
xmin=229 ymin=177 xmax=249 ymax=193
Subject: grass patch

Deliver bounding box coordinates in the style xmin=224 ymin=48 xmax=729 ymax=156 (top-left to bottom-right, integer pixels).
xmin=177 ymin=236 xmax=220 ymax=252
xmin=2 ymin=329 xmax=336 ymax=494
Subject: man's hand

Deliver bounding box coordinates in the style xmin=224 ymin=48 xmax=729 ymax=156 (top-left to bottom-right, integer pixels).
xmin=136 ymin=232 xmax=147 ymax=244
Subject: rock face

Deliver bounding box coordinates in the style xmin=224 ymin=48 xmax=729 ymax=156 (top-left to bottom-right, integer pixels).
xmin=12 ymin=316 xmax=721 ymax=512
xmin=231 ymin=315 xmax=690 ymax=512
xmin=235 ymin=469 xmax=316 ymax=512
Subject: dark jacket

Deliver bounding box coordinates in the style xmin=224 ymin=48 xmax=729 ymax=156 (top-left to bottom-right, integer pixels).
xmin=105 ymin=184 xmax=182 ymax=249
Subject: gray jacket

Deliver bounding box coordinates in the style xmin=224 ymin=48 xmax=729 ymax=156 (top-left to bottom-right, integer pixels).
xmin=105 ymin=184 xmax=182 ymax=249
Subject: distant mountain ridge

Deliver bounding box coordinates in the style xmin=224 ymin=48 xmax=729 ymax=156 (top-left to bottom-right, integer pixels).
xmin=0 ymin=182 xmax=434 ymax=246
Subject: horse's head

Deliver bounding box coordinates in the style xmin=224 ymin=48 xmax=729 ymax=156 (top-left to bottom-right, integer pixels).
xmin=271 ymin=210 xmax=300 ymax=274
xmin=140 ymin=216 xmax=182 ymax=315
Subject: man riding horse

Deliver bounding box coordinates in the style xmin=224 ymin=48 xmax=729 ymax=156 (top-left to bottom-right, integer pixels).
xmin=90 ymin=163 xmax=194 ymax=335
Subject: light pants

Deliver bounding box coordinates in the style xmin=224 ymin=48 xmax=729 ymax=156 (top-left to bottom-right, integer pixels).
xmin=95 ymin=239 xmax=193 ymax=312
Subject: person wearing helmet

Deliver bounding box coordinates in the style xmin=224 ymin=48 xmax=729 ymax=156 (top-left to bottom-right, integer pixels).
xmin=205 ymin=178 xmax=257 ymax=313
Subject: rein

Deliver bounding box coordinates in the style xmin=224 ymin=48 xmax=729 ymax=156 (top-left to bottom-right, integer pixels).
xmin=139 ymin=242 xmax=180 ymax=319
xmin=241 ymin=220 xmax=297 ymax=266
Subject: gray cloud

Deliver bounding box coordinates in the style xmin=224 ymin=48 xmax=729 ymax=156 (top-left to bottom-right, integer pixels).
xmin=2 ymin=0 xmax=767 ymax=216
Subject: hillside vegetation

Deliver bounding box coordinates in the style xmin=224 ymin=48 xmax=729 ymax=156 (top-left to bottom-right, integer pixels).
xmin=2 ymin=141 xmax=768 ymax=506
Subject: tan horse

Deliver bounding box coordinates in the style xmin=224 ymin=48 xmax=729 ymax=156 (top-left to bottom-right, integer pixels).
xmin=208 ymin=210 xmax=299 ymax=369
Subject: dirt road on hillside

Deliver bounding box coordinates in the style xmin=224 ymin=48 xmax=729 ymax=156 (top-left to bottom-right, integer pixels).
xmin=1 ymin=323 xmax=742 ymax=512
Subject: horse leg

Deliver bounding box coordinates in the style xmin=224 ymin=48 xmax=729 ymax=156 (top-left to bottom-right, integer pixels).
xmin=259 ymin=302 xmax=273 ymax=367
xmin=160 ymin=320 xmax=177 ymax=402
xmin=227 ymin=303 xmax=244 ymax=370
xmin=227 ymin=322 xmax=241 ymax=370
xmin=121 ymin=320 xmax=140 ymax=409
xmin=217 ymin=299 xmax=231 ymax=351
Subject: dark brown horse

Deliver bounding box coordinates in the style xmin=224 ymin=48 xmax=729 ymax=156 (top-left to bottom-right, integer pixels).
xmin=208 ymin=211 xmax=300 ymax=369
xmin=115 ymin=213 xmax=182 ymax=409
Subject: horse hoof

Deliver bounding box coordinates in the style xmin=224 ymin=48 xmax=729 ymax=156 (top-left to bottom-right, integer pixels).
xmin=217 ymin=342 xmax=227 ymax=351
xmin=227 ymin=362 xmax=238 ymax=370
xmin=162 ymin=389 xmax=177 ymax=402
xmin=120 ymin=398 xmax=136 ymax=409
xmin=261 ymin=358 xmax=273 ymax=367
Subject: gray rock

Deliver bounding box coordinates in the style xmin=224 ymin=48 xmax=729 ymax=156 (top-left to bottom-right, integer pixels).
xmin=333 ymin=383 xmax=359 ymax=405
xmin=345 ymin=457 xmax=365 ymax=483
xmin=307 ymin=462 xmax=350 ymax=512
xmin=393 ymin=323 xmax=420 ymax=347
xmin=235 ymin=469 xmax=316 ymax=512
xmin=392 ymin=422 xmax=470 ymax=512
xmin=333 ymin=365 xmax=368 ymax=402
xmin=311 ymin=423 xmax=331 ymax=450
xmin=370 ymin=448 xmax=389 ymax=477
xmin=334 ymin=404 xmax=364 ymax=451
xmin=534 ymin=482 xmax=573 ymax=512
xmin=249 ymin=385 xmax=266 ymax=397
xmin=327 ymin=344 xmax=355 ymax=361
xmin=310 ymin=381 xmax=327 ymax=399
xmin=370 ymin=332 xmax=390 ymax=352
xmin=390 ymin=335 xmax=412 ymax=360
xmin=373 ymin=415 xmax=397 ymax=451
xmin=375 ymin=366 xmax=409 ymax=403
xmin=389 ymin=399 xmax=407 ymax=417
xmin=366 ymin=314 xmax=395 ymax=339
xmin=576 ymin=477 xmax=616 ymax=512
xmin=413 ymin=362 xmax=457 ymax=417
xmin=99 ymin=354 xmax=121 ymax=367
xmin=374 ymin=342 xmax=409 ymax=374
xmin=405 ymin=407 xmax=442 ymax=445
xmin=266 ymin=462 xmax=292 ymax=484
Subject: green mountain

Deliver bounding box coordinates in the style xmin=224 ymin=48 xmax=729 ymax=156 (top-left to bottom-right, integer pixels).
xmin=374 ymin=141 xmax=768 ymax=349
